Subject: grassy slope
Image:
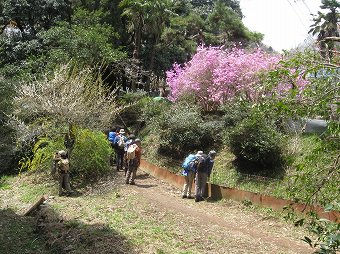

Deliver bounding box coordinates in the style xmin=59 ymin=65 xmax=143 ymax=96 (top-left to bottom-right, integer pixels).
xmin=142 ymin=134 xmax=339 ymax=204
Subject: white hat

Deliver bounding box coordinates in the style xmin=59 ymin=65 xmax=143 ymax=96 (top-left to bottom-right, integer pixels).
xmin=58 ymin=150 xmax=67 ymax=157
xmin=196 ymin=151 xmax=203 ymax=156
xmin=119 ymin=129 xmax=125 ymax=134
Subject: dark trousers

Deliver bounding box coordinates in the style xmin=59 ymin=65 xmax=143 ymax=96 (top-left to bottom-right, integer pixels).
xmin=195 ymin=172 xmax=208 ymax=199
xmin=59 ymin=172 xmax=72 ymax=194
xmin=126 ymin=159 xmax=138 ymax=184
xmin=116 ymin=148 xmax=125 ymax=171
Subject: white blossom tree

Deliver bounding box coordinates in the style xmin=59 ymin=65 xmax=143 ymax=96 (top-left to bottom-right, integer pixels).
xmin=9 ymin=64 xmax=122 ymax=155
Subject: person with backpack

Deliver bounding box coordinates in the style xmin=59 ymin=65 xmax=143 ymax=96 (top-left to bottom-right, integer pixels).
xmin=114 ymin=129 xmax=128 ymax=171
xmin=125 ymin=138 xmax=142 ymax=185
xmin=108 ymin=127 xmax=118 ymax=166
xmin=52 ymin=150 xmax=73 ymax=196
xmin=195 ymin=150 xmax=216 ymax=202
xmin=108 ymin=127 xmax=117 ymax=148
xmin=181 ymin=151 xmax=203 ymax=199
xmin=123 ymin=134 xmax=136 ymax=176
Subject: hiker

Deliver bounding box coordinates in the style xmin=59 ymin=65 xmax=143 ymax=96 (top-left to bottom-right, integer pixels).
xmin=125 ymin=138 xmax=142 ymax=185
xmin=108 ymin=127 xmax=118 ymax=166
xmin=124 ymin=134 xmax=136 ymax=176
xmin=114 ymin=128 xmax=128 ymax=171
xmin=53 ymin=150 xmax=73 ymax=196
xmin=181 ymin=151 xmax=203 ymax=199
xmin=195 ymin=150 xmax=216 ymax=202
xmin=108 ymin=127 xmax=117 ymax=149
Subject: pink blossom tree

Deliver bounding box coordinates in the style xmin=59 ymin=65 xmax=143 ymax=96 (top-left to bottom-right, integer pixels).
xmin=166 ymin=46 xmax=307 ymax=111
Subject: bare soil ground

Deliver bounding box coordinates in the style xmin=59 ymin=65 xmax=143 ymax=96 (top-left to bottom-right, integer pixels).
xmin=0 ymin=169 xmax=314 ymax=254
xmin=113 ymin=170 xmax=311 ymax=254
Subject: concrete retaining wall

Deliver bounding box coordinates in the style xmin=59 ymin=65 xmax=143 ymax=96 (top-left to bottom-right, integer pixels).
xmin=140 ymin=159 xmax=339 ymax=222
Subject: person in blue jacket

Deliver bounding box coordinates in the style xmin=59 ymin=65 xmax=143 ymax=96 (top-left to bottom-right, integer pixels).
xmin=108 ymin=128 xmax=117 ymax=147
xmin=181 ymin=151 xmax=203 ymax=199
xmin=108 ymin=127 xmax=118 ymax=166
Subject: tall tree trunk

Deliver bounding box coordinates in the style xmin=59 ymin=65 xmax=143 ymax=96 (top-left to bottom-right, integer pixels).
xmin=145 ymin=34 xmax=160 ymax=93
xmin=133 ymin=15 xmax=143 ymax=60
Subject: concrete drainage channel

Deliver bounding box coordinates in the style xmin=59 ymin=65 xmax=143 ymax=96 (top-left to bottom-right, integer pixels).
xmin=140 ymin=159 xmax=339 ymax=222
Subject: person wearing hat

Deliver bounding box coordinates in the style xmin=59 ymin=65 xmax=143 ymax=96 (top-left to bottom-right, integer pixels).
xmin=52 ymin=150 xmax=73 ymax=196
xmin=114 ymin=128 xmax=128 ymax=171
xmin=194 ymin=150 xmax=216 ymax=202
xmin=125 ymin=138 xmax=142 ymax=185
xmin=181 ymin=151 xmax=203 ymax=199
xmin=123 ymin=134 xmax=136 ymax=176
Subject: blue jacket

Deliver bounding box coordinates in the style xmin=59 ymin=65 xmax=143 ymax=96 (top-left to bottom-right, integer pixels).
xmin=108 ymin=131 xmax=116 ymax=142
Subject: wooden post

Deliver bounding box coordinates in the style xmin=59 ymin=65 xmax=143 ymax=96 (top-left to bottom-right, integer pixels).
xmin=24 ymin=195 xmax=47 ymax=216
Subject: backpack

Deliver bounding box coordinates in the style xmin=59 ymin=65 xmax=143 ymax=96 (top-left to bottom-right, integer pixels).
xmin=108 ymin=131 xmax=116 ymax=142
xmin=124 ymin=139 xmax=133 ymax=152
xmin=196 ymin=154 xmax=209 ymax=173
xmin=182 ymin=154 xmax=197 ymax=171
xmin=126 ymin=144 xmax=138 ymax=160
xmin=58 ymin=159 xmax=70 ymax=173
xmin=117 ymin=135 xmax=126 ymax=148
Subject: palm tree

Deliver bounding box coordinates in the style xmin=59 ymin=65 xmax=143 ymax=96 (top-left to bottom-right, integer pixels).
xmin=120 ymin=0 xmax=174 ymax=91
xmin=120 ymin=0 xmax=147 ymax=60
xmin=143 ymin=0 xmax=174 ymax=84
xmin=309 ymin=0 xmax=340 ymax=61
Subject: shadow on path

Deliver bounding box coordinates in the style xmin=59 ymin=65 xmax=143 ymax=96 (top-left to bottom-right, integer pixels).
xmin=0 ymin=205 xmax=137 ymax=254
xmin=135 ymin=183 xmax=157 ymax=189
xmin=135 ymin=173 xmax=150 ymax=180
xmin=0 ymin=208 xmax=51 ymax=254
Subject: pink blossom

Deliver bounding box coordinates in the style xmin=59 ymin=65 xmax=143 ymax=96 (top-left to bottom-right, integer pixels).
xmin=166 ymin=46 xmax=308 ymax=111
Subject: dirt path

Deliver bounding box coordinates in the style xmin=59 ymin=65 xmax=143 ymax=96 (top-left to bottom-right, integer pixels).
xmin=0 ymin=169 xmax=313 ymax=253
xmin=118 ymin=169 xmax=312 ymax=254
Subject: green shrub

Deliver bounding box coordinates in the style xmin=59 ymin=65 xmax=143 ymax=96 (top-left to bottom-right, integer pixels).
xmin=19 ymin=137 xmax=64 ymax=173
xmin=142 ymin=98 xmax=171 ymax=123
xmin=220 ymin=102 xmax=251 ymax=128
xmin=19 ymin=128 xmax=112 ymax=182
xmin=229 ymin=111 xmax=285 ymax=175
xmin=150 ymin=103 xmax=216 ymax=157
xmin=71 ymin=129 xmax=111 ymax=181
xmin=113 ymin=93 xmax=170 ymax=135
xmin=284 ymin=135 xmax=339 ymax=206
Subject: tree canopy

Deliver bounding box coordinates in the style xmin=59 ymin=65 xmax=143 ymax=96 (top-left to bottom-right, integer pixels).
xmin=0 ymin=0 xmax=263 ymax=89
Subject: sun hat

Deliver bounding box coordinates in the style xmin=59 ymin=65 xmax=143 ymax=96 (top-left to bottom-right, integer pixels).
xmin=119 ymin=129 xmax=125 ymax=134
xmin=196 ymin=151 xmax=203 ymax=156
xmin=58 ymin=150 xmax=67 ymax=157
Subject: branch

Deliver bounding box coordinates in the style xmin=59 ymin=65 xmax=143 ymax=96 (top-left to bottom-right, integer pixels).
xmin=321 ymin=37 xmax=340 ymax=42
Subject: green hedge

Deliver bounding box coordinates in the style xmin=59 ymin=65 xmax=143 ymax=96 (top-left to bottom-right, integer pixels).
xmin=229 ymin=111 xmax=286 ymax=176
